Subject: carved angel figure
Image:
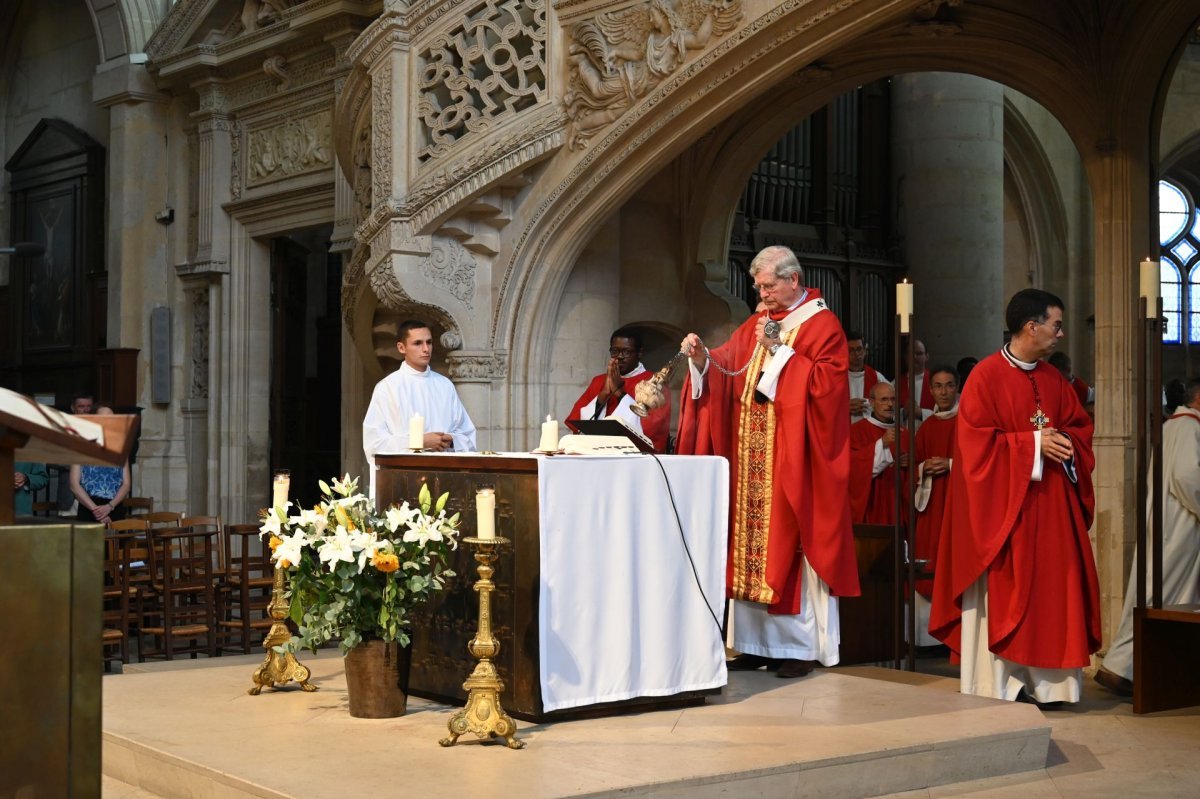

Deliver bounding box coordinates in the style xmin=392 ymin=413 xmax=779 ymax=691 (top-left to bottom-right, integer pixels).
xmin=565 ymin=0 xmax=742 ymax=148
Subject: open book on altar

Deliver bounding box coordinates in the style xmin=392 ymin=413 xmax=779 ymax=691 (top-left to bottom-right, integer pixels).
xmin=562 ymin=417 xmax=655 ymax=454
xmin=0 ymin=387 xmax=138 ymax=466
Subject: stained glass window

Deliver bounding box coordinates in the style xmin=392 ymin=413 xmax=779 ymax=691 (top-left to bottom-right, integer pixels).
xmin=1158 ymin=180 xmax=1200 ymax=343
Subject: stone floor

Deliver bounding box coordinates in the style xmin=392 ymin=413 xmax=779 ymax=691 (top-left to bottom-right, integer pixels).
xmin=99 ymin=652 xmax=1200 ymax=798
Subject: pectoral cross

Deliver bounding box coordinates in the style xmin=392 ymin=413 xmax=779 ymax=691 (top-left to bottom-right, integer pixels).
xmin=1030 ymin=407 xmax=1050 ymax=430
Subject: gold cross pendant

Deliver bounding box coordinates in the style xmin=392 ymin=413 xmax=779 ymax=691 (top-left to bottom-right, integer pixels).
xmin=1030 ymin=408 xmax=1050 ymax=430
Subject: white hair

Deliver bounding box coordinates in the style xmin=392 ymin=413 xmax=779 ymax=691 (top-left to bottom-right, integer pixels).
xmin=748 ymin=245 xmax=803 ymax=283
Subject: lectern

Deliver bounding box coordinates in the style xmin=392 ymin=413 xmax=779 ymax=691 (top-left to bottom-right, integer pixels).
xmin=0 ymin=388 xmax=138 ymax=797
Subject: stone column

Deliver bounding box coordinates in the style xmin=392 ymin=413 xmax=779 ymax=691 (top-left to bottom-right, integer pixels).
xmin=892 ymin=73 xmax=1006 ymax=362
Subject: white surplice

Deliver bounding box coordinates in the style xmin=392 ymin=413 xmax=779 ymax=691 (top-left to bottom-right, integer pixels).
xmin=362 ymin=362 xmax=477 ymax=493
xmin=1102 ymin=405 xmax=1200 ymax=680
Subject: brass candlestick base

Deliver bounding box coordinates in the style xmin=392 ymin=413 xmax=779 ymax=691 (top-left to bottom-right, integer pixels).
xmin=440 ymin=536 xmax=524 ymax=749
xmin=248 ymin=565 xmax=317 ymax=695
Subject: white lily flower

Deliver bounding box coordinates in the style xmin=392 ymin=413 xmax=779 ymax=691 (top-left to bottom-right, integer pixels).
xmin=318 ymin=525 xmax=356 ymax=570
xmin=332 ymin=474 xmax=358 ymax=496
xmin=385 ymin=503 xmax=419 ymax=533
xmin=402 ymin=516 xmax=443 ymax=547
xmin=272 ymin=529 xmax=308 ymax=567
xmin=259 ymin=507 xmax=286 ymax=538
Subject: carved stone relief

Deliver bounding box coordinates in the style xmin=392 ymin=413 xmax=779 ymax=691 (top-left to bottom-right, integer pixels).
xmin=352 ymin=123 xmax=373 ymax=226
xmin=245 ymin=110 xmax=332 ymax=186
xmin=372 ymin=60 xmax=393 ymax=206
xmin=564 ymin=0 xmax=742 ymax=149
xmin=420 ymin=237 xmax=476 ymax=308
xmin=230 ymin=120 xmax=243 ymax=200
xmin=239 ymin=0 xmax=299 ymax=34
xmin=447 ymin=350 xmax=508 ymax=381
xmin=415 ymin=0 xmax=548 ymax=164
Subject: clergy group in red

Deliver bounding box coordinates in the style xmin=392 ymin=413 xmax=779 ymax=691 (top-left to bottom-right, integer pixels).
xmin=665 ymin=245 xmax=1099 ymax=705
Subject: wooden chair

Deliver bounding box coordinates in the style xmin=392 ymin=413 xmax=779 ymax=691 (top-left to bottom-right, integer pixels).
xmin=218 ymin=523 xmax=276 ymax=653
xmin=31 ymin=501 xmax=58 ymax=517
xmin=102 ymin=530 xmax=141 ymax=667
xmin=145 ymin=510 xmax=183 ymax=528
xmin=106 ymin=518 xmax=153 ymax=660
xmin=140 ymin=526 xmax=220 ymax=661
xmin=124 ymin=496 xmax=154 ymax=517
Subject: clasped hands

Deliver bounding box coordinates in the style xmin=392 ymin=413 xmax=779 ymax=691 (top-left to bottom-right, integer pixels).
xmin=923 ymin=456 xmax=950 ymax=476
xmin=595 ymin=356 xmax=624 ymax=406
xmin=423 ymin=432 xmax=454 ymax=452
xmin=1040 ymin=427 xmax=1074 ymax=463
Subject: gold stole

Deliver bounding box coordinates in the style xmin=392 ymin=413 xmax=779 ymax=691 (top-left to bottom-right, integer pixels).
xmin=729 ymin=324 xmax=800 ymax=604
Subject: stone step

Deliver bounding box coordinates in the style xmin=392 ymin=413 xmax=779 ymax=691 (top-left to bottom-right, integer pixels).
xmin=104 ymin=652 xmax=1049 ymax=799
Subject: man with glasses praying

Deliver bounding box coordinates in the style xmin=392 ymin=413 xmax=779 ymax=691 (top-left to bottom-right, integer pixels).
xmin=677 ymin=245 xmax=860 ymax=679
xmin=566 ymin=327 xmax=670 ymax=453
xmin=930 ymin=288 xmax=1100 ymax=705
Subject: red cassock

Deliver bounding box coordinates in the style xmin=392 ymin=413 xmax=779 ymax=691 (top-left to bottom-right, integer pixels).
xmin=913 ymin=412 xmax=956 ymax=597
xmin=849 ymin=418 xmax=910 ymax=525
xmin=929 ymin=351 xmax=1102 ymax=669
xmin=566 ymin=368 xmax=670 ymax=453
xmin=677 ymin=291 xmax=860 ymax=614
xmin=898 ymin=369 xmax=935 ymax=412
xmin=1069 ymin=375 xmax=1090 ymax=406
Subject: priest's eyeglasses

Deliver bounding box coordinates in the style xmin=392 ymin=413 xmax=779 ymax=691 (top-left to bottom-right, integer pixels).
xmin=609 ymin=347 xmax=637 ymax=356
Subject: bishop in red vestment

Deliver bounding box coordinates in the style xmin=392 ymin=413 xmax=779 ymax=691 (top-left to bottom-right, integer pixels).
xmin=849 ymin=382 xmax=910 ymax=525
xmin=929 ymin=289 xmax=1101 ymax=704
xmin=566 ymin=328 xmax=670 ymax=453
xmin=678 ymin=246 xmax=859 ymax=679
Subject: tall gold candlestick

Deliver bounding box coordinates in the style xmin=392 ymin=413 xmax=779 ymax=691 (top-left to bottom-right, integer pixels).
xmin=248 ymin=563 xmax=317 ymax=694
xmin=439 ymin=535 xmax=523 ymax=749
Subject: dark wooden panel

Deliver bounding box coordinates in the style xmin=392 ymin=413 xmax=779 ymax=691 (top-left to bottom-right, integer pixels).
xmin=1134 ymin=606 xmax=1200 ymax=714
xmin=838 ymin=523 xmax=897 ymax=666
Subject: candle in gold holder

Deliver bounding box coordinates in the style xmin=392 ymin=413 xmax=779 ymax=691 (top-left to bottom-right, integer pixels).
xmin=249 ymin=469 xmax=316 ymax=695
xmin=475 ymin=486 xmax=496 ymax=540
xmin=439 ymin=531 xmax=523 ymax=749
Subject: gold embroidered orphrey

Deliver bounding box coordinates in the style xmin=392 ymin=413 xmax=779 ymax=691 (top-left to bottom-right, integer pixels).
xmin=730 ymin=323 xmax=799 ymax=604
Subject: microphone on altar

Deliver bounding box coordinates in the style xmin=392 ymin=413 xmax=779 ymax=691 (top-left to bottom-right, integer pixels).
xmin=0 ymin=242 xmax=45 ymax=257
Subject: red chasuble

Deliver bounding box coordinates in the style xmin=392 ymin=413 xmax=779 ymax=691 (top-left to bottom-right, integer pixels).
xmin=677 ymin=291 xmax=860 ymax=614
xmin=929 ymin=350 xmax=1101 ymax=669
xmin=898 ymin=369 xmax=935 ymax=412
xmin=913 ymin=412 xmax=956 ymax=597
xmin=849 ymin=418 xmax=910 ymax=525
xmin=566 ymin=367 xmax=670 ymax=453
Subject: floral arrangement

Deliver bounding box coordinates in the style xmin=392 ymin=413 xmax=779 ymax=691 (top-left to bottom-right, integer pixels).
xmin=259 ymin=474 xmax=460 ymax=653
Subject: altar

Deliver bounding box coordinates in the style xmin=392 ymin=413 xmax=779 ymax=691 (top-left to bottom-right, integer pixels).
xmin=373 ymin=453 xmax=729 ymax=721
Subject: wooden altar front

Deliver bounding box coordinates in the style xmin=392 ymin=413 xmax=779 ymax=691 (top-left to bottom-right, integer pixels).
xmin=374 ymin=454 xmax=716 ymax=722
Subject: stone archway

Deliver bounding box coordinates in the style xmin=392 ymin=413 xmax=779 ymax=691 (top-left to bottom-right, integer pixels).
xmin=83 ymin=0 xmax=165 ymax=61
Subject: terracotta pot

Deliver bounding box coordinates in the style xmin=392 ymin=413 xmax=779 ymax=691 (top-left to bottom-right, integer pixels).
xmin=343 ymin=639 xmax=411 ymax=718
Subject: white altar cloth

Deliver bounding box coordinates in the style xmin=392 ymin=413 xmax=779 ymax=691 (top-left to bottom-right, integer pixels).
xmin=537 ymin=454 xmax=729 ymax=712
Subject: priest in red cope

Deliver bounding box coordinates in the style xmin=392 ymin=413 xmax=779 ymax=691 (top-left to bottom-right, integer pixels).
xmin=911 ymin=365 xmax=960 ymax=646
xmin=678 ymin=245 xmax=860 ymax=680
xmin=566 ymin=327 xmax=670 ymax=453
xmin=930 ymin=288 xmax=1100 ymax=704
xmin=849 ymin=382 xmax=910 ymax=525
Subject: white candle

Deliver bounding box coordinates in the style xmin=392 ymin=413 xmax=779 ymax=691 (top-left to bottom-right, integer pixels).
xmin=539 ymin=414 xmax=559 ymax=452
xmin=1140 ymin=258 xmax=1160 ymax=314
xmin=408 ymin=413 xmax=424 ymax=450
xmin=476 ymin=487 xmax=495 ymax=540
xmin=896 ymin=280 xmax=913 ymax=334
xmin=272 ymin=471 xmax=290 ymax=510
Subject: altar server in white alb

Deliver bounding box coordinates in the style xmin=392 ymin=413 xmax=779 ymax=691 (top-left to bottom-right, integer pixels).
xmin=363 ymin=320 xmax=477 ymax=485
xmin=1095 ymin=376 xmax=1200 ymax=696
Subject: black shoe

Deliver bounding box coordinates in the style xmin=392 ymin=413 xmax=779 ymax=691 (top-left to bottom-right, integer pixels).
xmin=726 ymin=654 xmax=775 ymax=671
xmin=1094 ymin=667 xmax=1134 ymax=697
xmin=776 ymin=659 xmax=815 ymax=679
xmin=1015 ymin=689 xmax=1068 ymax=709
